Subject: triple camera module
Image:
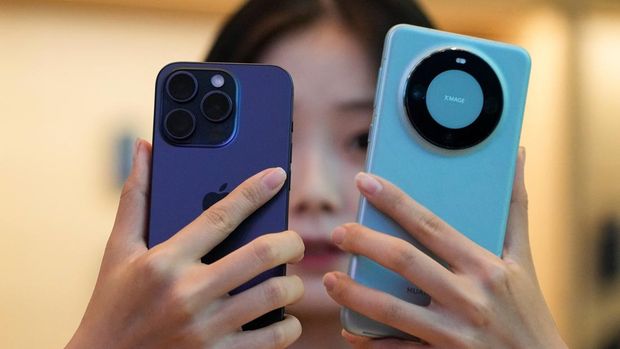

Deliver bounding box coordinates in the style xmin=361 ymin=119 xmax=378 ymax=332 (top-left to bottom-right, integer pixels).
xmin=404 ymin=49 xmax=503 ymax=149
xmin=162 ymin=70 xmax=236 ymax=145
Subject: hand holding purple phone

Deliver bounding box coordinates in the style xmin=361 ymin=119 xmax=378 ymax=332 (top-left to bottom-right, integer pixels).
xmin=65 ymin=140 xmax=304 ymax=349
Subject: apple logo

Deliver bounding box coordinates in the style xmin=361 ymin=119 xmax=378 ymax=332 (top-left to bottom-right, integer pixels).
xmin=202 ymin=183 xmax=230 ymax=211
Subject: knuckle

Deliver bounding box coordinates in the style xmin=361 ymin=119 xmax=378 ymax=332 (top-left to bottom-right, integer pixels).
xmin=203 ymin=205 xmax=235 ymax=233
xmin=119 ymin=183 xmax=133 ymax=202
xmin=390 ymin=192 xmax=409 ymax=214
xmin=390 ymin=242 xmax=418 ymax=271
xmin=416 ymin=213 xmax=443 ymax=238
xmin=238 ymin=184 xmax=264 ymax=207
xmin=450 ymin=334 xmax=478 ymax=349
xmin=263 ymin=279 xmax=288 ymax=307
xmin=120 ymin=179 xmax=143 ymax=204
xmin=480 ymin=262 xmax=509 ymax=292
xmin=269 ymin=324 xmax=287 ymax=348
xmin=463 ymin=296 xmax=492 ymax=329
xmin=136 ymin=251 xmax=172 ymax=284
xmin=177 ymin=323 xmax=207 ymax=348
xmin=379 ymin=301 xmax=404 ymax=325
xmin=164 ymin=285 xmax=197 ymax=328
xmin=252 ymin=237 xmax=279 ymax=265
xmin=521 ymin=193 xmax=529 ymax=210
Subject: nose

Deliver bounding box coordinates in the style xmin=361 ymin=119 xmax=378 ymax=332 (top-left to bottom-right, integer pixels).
xmin=289 ymin=140 xmax=342 ymax=217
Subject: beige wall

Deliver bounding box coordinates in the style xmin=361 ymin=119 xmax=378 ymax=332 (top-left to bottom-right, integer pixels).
xmin=577 ymin=13 xmax=620 ymax=349
xmin=514 ymin=8 xmax=574 ymax=341
xmin=0 ymin=2 xmax=223 ymax=347
xmin=1 ymin=1 xmax=619 ymax=348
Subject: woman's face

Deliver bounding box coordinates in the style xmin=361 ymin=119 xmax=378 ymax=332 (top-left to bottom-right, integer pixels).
xmin=259 ymin=20 xmax=375 ymax=317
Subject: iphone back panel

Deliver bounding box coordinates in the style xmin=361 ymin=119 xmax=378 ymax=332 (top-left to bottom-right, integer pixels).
xmin=342 ymin=25 xmax=531 ymax=339
xmin=148 ymin=62 xmax=293 ymax=330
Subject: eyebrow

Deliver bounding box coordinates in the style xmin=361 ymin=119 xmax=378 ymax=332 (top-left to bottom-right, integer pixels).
xmin=336 ymin=99 xmax=374 ymax=114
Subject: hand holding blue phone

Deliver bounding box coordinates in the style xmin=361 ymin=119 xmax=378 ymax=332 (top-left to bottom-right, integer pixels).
xmin=326 ymin=151 xmax=567 ymax=348
xmin=323 ymin=25 xmax=568 ymax=348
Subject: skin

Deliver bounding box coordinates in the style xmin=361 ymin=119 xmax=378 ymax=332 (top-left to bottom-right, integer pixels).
xmin=67 ymin=17 xmax=567 ymax=349
xmin=66 ymin=141 xmax=305 ymax=349
xmin=259 ymin=19 xmax=567 ymax=348
xmin=325 ymin=152 xmax=568 ymax=348
xmin=258 ymin=20 xmax=374 ymax=348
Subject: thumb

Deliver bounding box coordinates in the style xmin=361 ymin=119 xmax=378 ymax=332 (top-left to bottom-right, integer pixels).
xmin=108 ymin=138 xmax=152 ymax=255
xmin=503 ymin=147 xmax=533 ymax=265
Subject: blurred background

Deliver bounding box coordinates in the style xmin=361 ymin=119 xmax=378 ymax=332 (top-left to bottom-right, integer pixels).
xmin=1 ymin=0 xmax=619 ymax=348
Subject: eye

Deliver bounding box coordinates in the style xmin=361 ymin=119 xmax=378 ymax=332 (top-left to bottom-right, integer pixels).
xmin=351 ymin=131 xmax=369 ymax=151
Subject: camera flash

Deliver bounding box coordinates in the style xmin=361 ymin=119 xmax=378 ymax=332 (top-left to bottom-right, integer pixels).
xmin=456 ymin=58 xmax=467 ymax=64
xmin=211 ymin=74 xmax=225 ymax=88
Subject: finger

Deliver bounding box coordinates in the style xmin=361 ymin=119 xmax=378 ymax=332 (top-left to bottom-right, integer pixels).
xmin=355 ymin=172 xmax=495 ymax=272
xmin=220 ymin=315 xmax=302 ymax=349
xmin=342 ymin=330 xmax=431 ymax=348
xmin=209 ymin=276 xmax=304 ymax=333
xmin=503 ymin=147 xmax=532 ymax=264
xmin=164 ymin=167 xmax=287 ymax=260
xmin=342 ymin=330 xmax=374 ymax=349
xmin=198 ymin=231 xmax=304 ymax=299
xmin=323 ymin=271 xmax=453 ymax=345
xmin=109 ymin=138 xmax=152 ymax=254
xmin=332 ymin=223 xmax=464 ymax=305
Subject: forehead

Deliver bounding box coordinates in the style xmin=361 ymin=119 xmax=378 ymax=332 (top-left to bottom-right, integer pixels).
xmin=257 ymin=20 xmax=375 ymax=109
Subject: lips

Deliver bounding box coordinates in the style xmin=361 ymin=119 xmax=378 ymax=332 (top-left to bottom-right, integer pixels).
xmin=304 ymin=238 xmax=341 ymax=256
xmin=299 ymin=237 xmax=346 ymax=271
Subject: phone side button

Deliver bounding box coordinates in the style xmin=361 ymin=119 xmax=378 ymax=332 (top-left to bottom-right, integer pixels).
xmin=287 ymin=171 xmax=292 ymax=192
xmin=289 ymin=142 xmax=292 ymax=192
xmin=373 ymin=67 xmax=383 ymax=110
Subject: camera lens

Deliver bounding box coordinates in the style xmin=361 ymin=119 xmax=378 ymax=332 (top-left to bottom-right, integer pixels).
xmin=166 ymin=71 xmax=198 ymax=102
xmin=164 ymin=109 xmax=195 ymax=140
xmin=404 ymin=49 xmax=503 ymax=149
xmin=201 ymin=91 xmax=233 ymax=122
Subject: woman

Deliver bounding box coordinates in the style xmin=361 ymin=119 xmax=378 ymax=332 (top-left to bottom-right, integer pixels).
xmin=66 ymin=0 xmax=568 ymax=348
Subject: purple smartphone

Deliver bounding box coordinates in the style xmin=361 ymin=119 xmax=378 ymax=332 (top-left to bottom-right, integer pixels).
xmin=147 ymin=62 xmax=293 ymax=330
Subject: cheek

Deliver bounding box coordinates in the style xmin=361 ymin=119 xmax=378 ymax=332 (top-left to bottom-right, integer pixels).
xmin=342 ymin=163 xmax=363 ymax=210
xmin=333 ymin=143 xmax=366 ymax=211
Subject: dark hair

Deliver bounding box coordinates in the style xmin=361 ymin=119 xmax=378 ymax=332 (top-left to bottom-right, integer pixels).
xmin=206 ymin=0 xmax=434 ymax=67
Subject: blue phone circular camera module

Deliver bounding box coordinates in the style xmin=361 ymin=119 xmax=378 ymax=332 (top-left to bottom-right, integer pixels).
xmin=404 ymin=49 xmax=503 ymax=149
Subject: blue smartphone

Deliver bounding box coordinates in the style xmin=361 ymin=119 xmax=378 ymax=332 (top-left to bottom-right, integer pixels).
xmin=342 ymin=25 xmax=531 ymax=339
xmin=147 ymin=62 xmax=293 ymax=330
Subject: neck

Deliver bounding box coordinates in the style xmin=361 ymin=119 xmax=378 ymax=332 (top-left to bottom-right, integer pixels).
xmin=291 ymin=313 xmax=349 ymax=349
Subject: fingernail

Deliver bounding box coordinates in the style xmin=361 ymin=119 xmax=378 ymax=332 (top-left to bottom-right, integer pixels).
xmin=332 ymin=226 xmax=346 ymax=245
xmin=341 ymin=330 xmax=356 ymax=344
xmin=343 ymin=335 xmax=355 ymax=344
xmin=323 ymin=273 xmax=337 ymax=292
xmin=262 ymin=167 xmax=287 ymax=190
xmin=355 ymin=172 xmax=382 ymax=196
